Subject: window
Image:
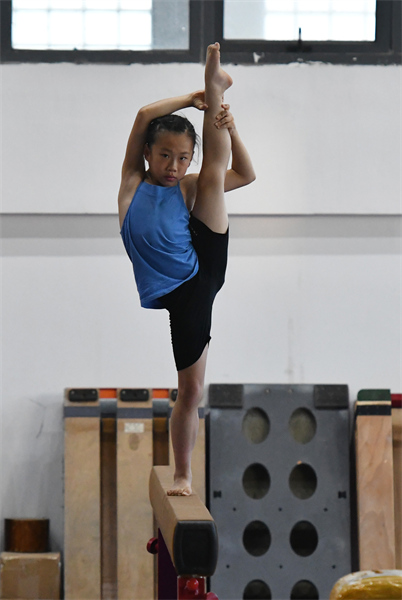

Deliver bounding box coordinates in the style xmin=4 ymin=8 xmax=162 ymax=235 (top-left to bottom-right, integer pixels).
xmin=211 ymin=0 xmax=401 ymax=64
xmin=224 ymin=0 xmax=377 ymax=43
xmin=12 ymin=0 xmax=155 ymax=51
xmin=11 ymin=0 xmax=189 ymax=51
xmin=1 ymin=0 xmax=202 ymax=62
xmin=1 ymin=0 xmax=400 ymax=64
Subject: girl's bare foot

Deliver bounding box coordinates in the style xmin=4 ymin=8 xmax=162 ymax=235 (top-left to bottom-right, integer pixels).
xmin=205 ymin=42 xmax=233 ymax=94
xmin=167 ymin=475 xmax=192 ymax=496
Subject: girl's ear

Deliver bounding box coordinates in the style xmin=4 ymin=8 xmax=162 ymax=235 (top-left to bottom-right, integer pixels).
xmin=144 ymin=143 xmax=151 ymax=162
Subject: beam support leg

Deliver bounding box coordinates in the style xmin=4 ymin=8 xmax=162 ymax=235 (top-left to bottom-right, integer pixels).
xmin=157 ymin=530 xmax=177 ymax=600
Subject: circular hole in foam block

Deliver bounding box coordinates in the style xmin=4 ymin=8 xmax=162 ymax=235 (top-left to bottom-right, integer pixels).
xmin=242 ymin=463 xmax=271 ymax=499
xmin=243 ymin=579 xmax=272 ymax=599
xmin=289 ymin=463 xmax=317 ymax=499
xmin=242 ymin=408 xmax=270 ymax=444
xmin=290 ymin=579 xmax=319 ymax=599
xmin=289 ymin=521 xmax=318 ymax=556
xmin=288 ymin=408 xmax=316 ymax=444
xmin=243 ymin=520 xmax=271 ymax=556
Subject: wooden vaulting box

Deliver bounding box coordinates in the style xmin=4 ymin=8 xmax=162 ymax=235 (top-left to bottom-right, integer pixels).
xmin=355 ymin=390 xmax=398 ymax=570
xmin=63 ymin=387 xmax=206 ymax=599
xmin=0 ymin=552 xmax=61 ymax=600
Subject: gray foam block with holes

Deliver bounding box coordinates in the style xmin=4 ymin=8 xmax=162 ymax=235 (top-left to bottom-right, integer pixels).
xmin=207 ymin=384 xmax=351 ymax=600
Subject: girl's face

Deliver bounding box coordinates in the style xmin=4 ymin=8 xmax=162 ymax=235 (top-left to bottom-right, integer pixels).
xmin=144 ymin=131 xmax=194 ymax=187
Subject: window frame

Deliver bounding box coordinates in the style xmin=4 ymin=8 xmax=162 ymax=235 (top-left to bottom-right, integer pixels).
xmin=208 ymin=0 xmax=401 ymax=65
xmin=1 ymin=0 xmax=400 ymax=65
xmin=0 ymin=0 xmax=204 ymax=63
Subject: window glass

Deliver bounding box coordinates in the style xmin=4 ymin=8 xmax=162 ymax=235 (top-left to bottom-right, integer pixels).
xmin=49 ymin=11 xmax=84 ymax=49
xmin=12 ymin=10 xmax=49 ymax=49
xmin=11 ymin=0 xmax=188 ymax=50
xmin=13 ymin=0 xmax=50 ymax=7
xmin=224 ymin=0 xmax=376 ymax=42
xmin=119 ymin=11 xmax=152 ymax=49
xmin=49 ymin=0 xmax=85 ymax=8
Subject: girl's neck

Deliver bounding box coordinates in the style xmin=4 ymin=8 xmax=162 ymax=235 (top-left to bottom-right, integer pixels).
xmin=144 ymin=171 xmax=178 ymax=188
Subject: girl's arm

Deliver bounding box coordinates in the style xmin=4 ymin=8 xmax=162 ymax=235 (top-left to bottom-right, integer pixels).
xmin=118 ymin=91 xmax=207 ymax=226
xmin=215 ymin=104 xmax=256 ymax=192
xmin=121 ymin=91 xmax=207 ymax=178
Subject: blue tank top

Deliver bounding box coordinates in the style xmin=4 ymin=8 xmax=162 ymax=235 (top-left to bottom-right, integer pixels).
xmin=121 ymin=181 xmax=199 ymax=309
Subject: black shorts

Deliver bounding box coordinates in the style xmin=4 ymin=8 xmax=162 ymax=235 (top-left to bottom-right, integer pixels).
xmin=158 ymin=215 xmax=229 ymax=371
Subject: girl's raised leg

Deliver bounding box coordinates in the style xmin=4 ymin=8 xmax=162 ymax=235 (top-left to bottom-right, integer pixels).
xmin=167 ymin=44 xmax=232 ymax=496
xmin=192 ymin=43 xmax=233 ymax=234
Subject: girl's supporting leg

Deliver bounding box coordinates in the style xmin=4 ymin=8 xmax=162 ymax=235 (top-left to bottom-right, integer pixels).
xmin=168 ymin=345 xmax=209 ymax=496
xmin=192 ymin=43 xmax=233 ymax=234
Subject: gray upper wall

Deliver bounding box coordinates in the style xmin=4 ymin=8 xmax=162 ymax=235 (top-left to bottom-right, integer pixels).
xmin=1 ymin=62 xmax=400 ymax=215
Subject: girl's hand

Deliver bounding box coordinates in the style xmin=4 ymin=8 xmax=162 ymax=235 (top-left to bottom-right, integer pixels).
xmin=214 ymin=103 xmax=236 ymax=131
xmin=191 ymin=90 xmax=208 ymax=111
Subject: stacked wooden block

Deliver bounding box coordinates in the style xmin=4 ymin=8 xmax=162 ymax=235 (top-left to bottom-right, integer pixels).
xmin=329 ymin=389 xmax=402 ymax=599
xmin=355 ymin=389 xmax=401 ymax=570
xmin=63 ymin=387 xmax=205 ymax=600
xmin=0 ymin=519 xmax=61 ymax=599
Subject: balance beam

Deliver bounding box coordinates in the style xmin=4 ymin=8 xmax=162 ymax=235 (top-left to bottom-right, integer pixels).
xmin=149 ymin=466 xmax=218 ymax=577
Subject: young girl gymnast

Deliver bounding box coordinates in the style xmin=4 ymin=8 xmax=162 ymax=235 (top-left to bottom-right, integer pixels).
xmin=118 ymin=43 xmax=255 ymax=496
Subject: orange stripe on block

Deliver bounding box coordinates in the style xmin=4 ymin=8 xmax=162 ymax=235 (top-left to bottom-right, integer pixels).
xmin=152 ymin=389 xmax=170 ymax=399
xmin=99 ymin=389 xmax=117 ymax=399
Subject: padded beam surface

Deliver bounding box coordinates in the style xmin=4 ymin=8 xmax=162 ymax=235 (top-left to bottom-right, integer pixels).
xmin=149 ymin=466 xmax=218 ymax=576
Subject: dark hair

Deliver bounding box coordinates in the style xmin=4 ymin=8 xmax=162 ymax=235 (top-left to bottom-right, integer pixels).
xmin=145 ymin=114 xmax=200 ymax=154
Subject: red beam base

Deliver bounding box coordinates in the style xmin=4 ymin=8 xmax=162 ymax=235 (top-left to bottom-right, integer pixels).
xmin=178 ymin=576 xmax=218 ymax=599
xmin=147 ymin=532 xmax=219 ymax=600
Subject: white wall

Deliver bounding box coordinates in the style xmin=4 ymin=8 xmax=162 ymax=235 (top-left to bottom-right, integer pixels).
xmin=1 ymin=62 xmax=400 ymax=214
xmin=1 ymin=59 xmax=401 ymax=554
